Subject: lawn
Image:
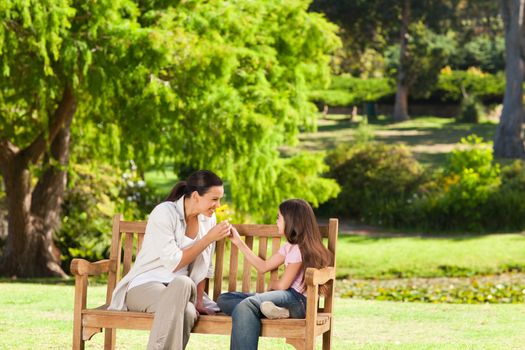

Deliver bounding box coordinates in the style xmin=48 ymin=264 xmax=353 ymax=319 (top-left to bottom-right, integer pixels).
xmin=1 ymin=282 xmax=524 ymax=350
xmin=336 ymin=233 xmax=525 ymax=279
xmin=289 ymin=115 xmax=499 ymax=168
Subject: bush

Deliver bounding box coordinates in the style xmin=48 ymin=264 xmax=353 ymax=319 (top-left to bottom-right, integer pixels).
xmin=451 ymin=35 xmax=505 ymax=74
xmin=325 ymin=142 xmax=426 ymax=225
xmin=56 ymin=162 xmax=160 ymax=272
xmin=481 ymin=161 xmax=525 ymax=231
xmin=457 ymin=94 xmax=484 ymax=123
xmin=409 ymin=135 xmax=500 ymax=232
xmin=309 ymin=74 xmax=394 ymax=107
xmin=435 ymin=68 xmax=505 ymax=103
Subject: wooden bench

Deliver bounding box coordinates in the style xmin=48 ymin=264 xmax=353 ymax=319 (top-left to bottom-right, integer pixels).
xmin=71 ymin=214 xmax=338 ymax=350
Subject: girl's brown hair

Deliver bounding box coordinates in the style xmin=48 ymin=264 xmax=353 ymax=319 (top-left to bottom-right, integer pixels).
xmin=279 ymin=199 xmax=333 ymax=294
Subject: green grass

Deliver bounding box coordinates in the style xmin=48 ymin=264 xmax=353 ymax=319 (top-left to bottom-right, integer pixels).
xmin=144 ymin=162 xmax=178 ymax=197
xmin=336 ymin=233 xmax=525 ymax=279
xmin=292 ymin=115 xmax=498 ymax=168
xmin=1 ymin=282 xmax=524 ymax=350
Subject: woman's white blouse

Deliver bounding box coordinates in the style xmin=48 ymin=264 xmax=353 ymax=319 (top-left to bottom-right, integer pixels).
xmin=108 ymin=196 xmax=216 ymax=311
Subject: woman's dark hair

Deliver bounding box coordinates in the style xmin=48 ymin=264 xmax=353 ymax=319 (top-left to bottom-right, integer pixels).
xmin=165 ymin=170 xmax=223 ymax=202
xmin=279 ymin=199 xmax=333 ymax=294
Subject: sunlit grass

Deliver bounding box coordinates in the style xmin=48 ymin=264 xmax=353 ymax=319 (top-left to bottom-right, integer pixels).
xmin=1 ymin=282 xmax=524 ymax=350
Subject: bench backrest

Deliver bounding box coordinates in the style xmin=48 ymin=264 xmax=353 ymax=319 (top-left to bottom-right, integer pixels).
xmin=105 ymin=215 xmax=338 ymax=307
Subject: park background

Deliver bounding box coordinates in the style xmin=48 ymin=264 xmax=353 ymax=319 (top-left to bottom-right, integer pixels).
xmin=1 ymin=0 xmax=525 ymax=349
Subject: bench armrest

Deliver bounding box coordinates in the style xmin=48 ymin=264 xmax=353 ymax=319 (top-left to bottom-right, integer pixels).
xmin=70 ymin=258 xmax=110 ymax=277
xmin=304 ymin=267 xmax=335 ymax=286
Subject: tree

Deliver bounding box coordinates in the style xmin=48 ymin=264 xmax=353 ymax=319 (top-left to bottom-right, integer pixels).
xmin=0 ymin=0 xmax=341 ymax=277
xmin=392 ymin=0 xmax=411 ymax=121
xmin=494 ymin=0 xmax=525 ymax=158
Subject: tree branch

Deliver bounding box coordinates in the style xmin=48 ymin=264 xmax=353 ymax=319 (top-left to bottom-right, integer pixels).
xmin=21 ymin=84 xmax=76 ymax=165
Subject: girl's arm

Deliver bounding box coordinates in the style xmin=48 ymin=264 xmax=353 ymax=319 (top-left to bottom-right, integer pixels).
xmin=268 ymin=262 xmax=302 ymax=291
xmin=230 ymin=227 xmax=284 ymax=273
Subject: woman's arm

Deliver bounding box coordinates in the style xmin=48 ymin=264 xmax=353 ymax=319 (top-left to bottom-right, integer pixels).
xmin=268 ymin=262 xmax=302 ymax=291
xmin=195 ymin=279 xmax=214 ymax=315
xmin=230 ymin=227 xmax=284 ymax=273
xmin=174 ymin=221 xmax=231 ymax=272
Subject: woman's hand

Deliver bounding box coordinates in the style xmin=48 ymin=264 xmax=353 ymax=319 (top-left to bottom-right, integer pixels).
xmin=206 ymin=221 xmax=232 ymax=242
xmin=195 ymin=301 xmax=216 ymax=316
xmin=230 ymin=226 xmax=242 ymax=246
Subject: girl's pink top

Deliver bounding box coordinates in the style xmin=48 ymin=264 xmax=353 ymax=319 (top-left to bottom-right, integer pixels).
xmin=278 ymin=242 xmax=304 ymax=294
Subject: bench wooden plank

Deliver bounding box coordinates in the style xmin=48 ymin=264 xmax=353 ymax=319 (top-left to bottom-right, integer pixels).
xmin=213 ymin=238 xmax=225 ymax=301
xmin=228 ymin=243 xmax=239 ymax=292
xmin=271 ymin=237 xmax=280 ymax=282
xmin=256 ymin=236 xmax=268 ymax=292
xmin=242 ymin=236 xmax=254 ymax=293
xmin=123 ymin=232 xmax=134 ymax=276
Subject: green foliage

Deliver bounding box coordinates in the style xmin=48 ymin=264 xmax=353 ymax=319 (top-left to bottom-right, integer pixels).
xmin=56 ymin=162 xmax=159 ymax=271
xmin=309 ymin=74 xmax=394 ymax=107
xmin=386 ymin=22 xmax=455 ymax=99
xmin=435 ymin=68 xmax=505 ymax=103
xmin=341 ymin=276 xmax=525 ymax=304
xmin=457 ymin=94 xmax=484 ymax=123
xmin=451 ymin=35 xmax=505 ymax=73
xmin=325 ymin=142 xmax=425 ymax=225
xmin=1 ymin=0 xmax=342 ymax=244
xmin=413 ymin=136 xmax=500 ymax=232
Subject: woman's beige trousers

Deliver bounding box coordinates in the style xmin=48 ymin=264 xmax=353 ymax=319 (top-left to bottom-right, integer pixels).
xmin=126 ymin=275 xmax=197 ymax=350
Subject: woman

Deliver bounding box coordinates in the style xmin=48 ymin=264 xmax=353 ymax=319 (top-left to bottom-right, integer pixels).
xmin=108 ymin=170 xmax=231 ymax=350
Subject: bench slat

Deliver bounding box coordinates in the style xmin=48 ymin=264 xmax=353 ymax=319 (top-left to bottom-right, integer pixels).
xmin=256 ymin=237 xmax=268 ymax=292
xmin=213 ymin=239 xmax=225 ymax=301
xmin=137 ymin=233 xmax=144 ymax=254
xmin=270 ymin=237 xmax=280 ymax=282
xmin=122 ymin=233 xmax=134 ymax=277
xmin=242 ymin=236 xmax=254 ymax=293
xmin=228 ymin=243 xmax=239 ymax=292
xmin=82 ymin=309 xmax=328 ymax=338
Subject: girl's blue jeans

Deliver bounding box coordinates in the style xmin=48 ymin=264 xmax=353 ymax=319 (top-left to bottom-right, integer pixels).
xmin=217 ymin=288 xmax=306 ymax=350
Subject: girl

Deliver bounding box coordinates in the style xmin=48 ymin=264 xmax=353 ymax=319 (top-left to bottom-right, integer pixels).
xmin=109 ymin=170 xmax=232 ymax=350
xmin=217 ymin=199 xmax=332 ymax=350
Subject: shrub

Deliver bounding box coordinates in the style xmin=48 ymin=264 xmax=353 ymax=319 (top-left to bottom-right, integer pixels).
xmin=410 ymin=135 xmax=501 ymax=232
xmin=56 ymin=162 xmax=160 ymax=272
xmin=435 ymin=68 xmax=505 ymax=103
xmin=457 ymin=94 xmax=484 ymax=123
xmin=309 ymin=74 xmax=394 ymax=107
xmin=325 ymin=142 xmax=425 ymax=225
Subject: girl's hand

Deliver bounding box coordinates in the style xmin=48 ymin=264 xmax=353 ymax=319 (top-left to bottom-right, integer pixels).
xmin=230 ymin=226 xmax=242 ymax=246
xmin=207 ymin=221 xmax=232 ymax=242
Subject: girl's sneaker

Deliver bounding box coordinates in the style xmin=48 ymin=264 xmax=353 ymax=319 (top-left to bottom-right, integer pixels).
xmin=260 ymin=301 xmax=290 ymax=319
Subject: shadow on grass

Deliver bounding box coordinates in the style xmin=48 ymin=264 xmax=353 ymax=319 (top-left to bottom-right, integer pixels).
xmin=0 ymin=275 xmax=108 ymax=285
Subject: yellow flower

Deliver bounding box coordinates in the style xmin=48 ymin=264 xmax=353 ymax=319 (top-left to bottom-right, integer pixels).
xmin=215 ymin=204 xmax=233 ymax=222
xmin=440 ymin=65 xmax=452 ymax=75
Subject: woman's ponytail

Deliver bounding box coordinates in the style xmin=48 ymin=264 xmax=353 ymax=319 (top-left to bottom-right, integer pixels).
xmin=165 ymin=181 xmax=187 ymax=202
xmin=164 ymin=170 xmax=223 ymax=203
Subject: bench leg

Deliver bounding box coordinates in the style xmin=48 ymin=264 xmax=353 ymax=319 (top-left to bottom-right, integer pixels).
xmin=73 ymin=276 xmax=87 ymax=350
xmin=104 ymin=328 xmax=116 ymax=350
xmin=322 ymin=328 xmax=333 ymax=350
xmin=72 ymin=326 xmax=84 ymax=350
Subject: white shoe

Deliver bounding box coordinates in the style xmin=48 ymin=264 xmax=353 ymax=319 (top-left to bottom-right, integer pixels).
xmin=260 ymin=301 xmax=290 ymax=319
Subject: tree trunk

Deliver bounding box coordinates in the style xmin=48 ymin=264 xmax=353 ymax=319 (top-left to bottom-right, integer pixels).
xmin=0 ymin=86 xmax=75 ymax=278
xmin=494 ymin=0 xmax=525 ymax=158
xmin=393 ymin=0 xmax=411 ymax=122
xmin=31 ymin=110 xmax=74 ymax=273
